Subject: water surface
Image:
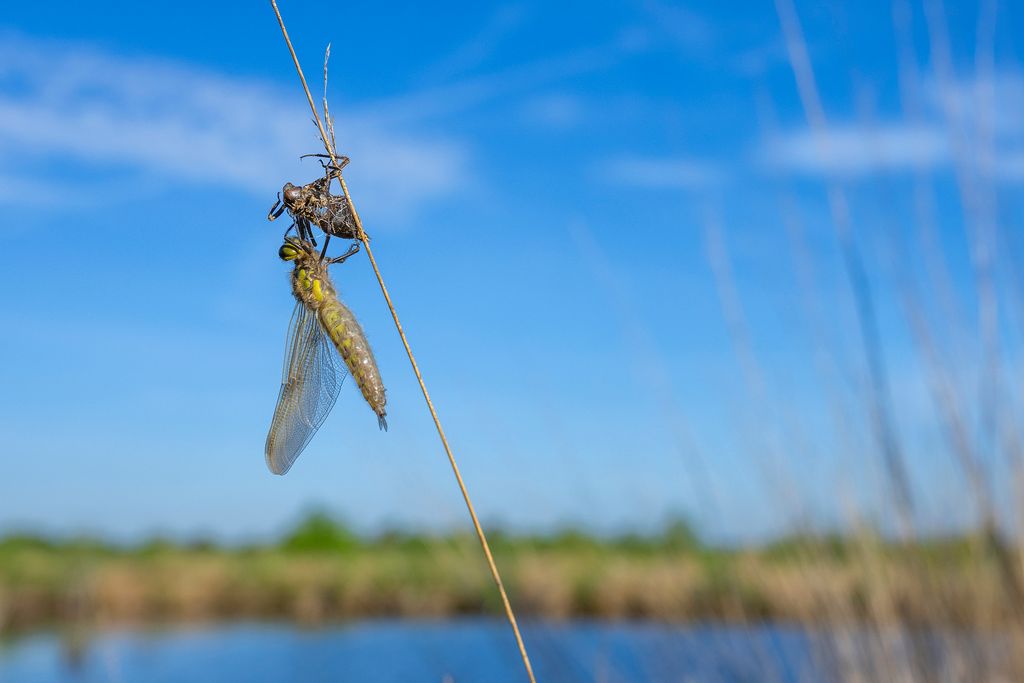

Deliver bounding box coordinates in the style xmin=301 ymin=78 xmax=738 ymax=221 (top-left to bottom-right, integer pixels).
xmin=0 ymin=618 xmax=939 ymax=682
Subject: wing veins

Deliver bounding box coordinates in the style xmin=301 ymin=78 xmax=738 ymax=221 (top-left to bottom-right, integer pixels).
xmin=265 ymin=303 xmax=346 ymax=475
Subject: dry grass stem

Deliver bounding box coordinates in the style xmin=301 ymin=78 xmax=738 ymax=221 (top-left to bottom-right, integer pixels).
xmin=267 ymin=2 xmax=537 ymax=681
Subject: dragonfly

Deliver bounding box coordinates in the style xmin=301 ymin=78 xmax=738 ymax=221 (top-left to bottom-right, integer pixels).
xmin=265 ymin=235 xmax=387 ymax=475
xmin=267 ymin=155 xmax=360 ymax=244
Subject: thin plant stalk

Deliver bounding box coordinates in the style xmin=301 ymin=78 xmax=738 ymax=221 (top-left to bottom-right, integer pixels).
xmin=774 ymin=0 xmax=915 ymax=538
xmin=267 ymin=3 xmax=537 ymax=681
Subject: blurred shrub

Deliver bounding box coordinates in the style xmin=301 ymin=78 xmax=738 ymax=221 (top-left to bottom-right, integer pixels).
xmin=280 ymin=510 xmax=360 ymax=554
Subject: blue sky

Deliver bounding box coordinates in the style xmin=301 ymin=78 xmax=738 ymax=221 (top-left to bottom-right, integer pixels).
xmin=1 ymin=1 xmax=1023 ymax=543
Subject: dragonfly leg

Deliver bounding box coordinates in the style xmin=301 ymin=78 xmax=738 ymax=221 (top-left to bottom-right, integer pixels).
xmin=298 ymin=217 xmax=316 ymax=245
xmin=326 ymin=242 xmax=360 ymax=265
xmin=301 ymin=153 xmax=350 ymax=172
xmin=304 ymin=153 xmax=350 ymax=183
xmin=267 ymin=194 xmax=285 ymax=221
xmin=327 ymin=157 xmax=349 ymax=178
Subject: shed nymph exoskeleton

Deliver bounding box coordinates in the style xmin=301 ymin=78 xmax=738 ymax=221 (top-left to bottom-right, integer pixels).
xmin=267 ymin=154 xmax=360 ymax=244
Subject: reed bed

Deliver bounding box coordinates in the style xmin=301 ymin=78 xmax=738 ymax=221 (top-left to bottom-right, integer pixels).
xmin=1 ymin=528 xmax=1020 ymax=635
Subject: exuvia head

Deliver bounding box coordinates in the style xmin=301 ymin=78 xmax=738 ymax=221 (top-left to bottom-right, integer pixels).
xmin=282 ymin=183 xmax=302 ymax=205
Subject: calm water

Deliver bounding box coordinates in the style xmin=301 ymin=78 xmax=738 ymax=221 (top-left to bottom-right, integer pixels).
xmin=0 ymin=618 xmax=981 ymax=682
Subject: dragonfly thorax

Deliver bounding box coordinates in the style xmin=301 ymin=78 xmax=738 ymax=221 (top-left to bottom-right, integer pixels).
xmin=279 ymin=238 xmax=333 ymax=307
xmin=292 ymin=266 xmax=330 ymax=306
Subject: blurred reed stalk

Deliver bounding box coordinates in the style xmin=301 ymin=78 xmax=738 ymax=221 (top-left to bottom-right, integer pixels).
xmin=775 ymin=0 xmax=916 ymax=538
xmin=267 ymin=3 xmax=537 ymax=681
xmin=571 ymin=221 xmax=790 ymax=683
xmin=771 ymin=0 xmax=1024 ymax=678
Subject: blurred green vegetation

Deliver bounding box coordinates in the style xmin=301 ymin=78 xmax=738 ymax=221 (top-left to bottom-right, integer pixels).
xmin=0 ymin=512 xmax=1015 ymax=632
xmin=280 ymin=510 xmax=361 ymax=554
xmin=0 ymin=512 xmax=704 ymax=558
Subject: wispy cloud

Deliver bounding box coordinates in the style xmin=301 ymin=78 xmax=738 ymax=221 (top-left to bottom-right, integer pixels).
xmin=640 ymin=0 xmax=715 ymax=54
xmin=0 ymin=32 xmax=468 ymax=221
xmin=995 ymin=153 xmax=1024 ymax=181
xmin=417 ymin=4 xmax=528 ymax=85
xmin=519 ymin=93 xmax=583 ymax=128
xmin=761 ymin=124 xmax=949 ymax=175
xmin=366 ymin=37 xmax=638 ymax=126
xmin=730 ymin=38 xmax=790 ymax=78
xmin=759 ymin=72 xmax=1024 ymax=182
xmin=600 ymin=156 xmax=724 ymax=190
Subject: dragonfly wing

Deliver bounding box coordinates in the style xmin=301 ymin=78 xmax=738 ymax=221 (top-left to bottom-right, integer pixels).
xmin=265 ymin=303 xmax=347 ymax=475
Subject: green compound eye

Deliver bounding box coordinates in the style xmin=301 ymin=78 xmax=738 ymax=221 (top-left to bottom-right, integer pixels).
xmin=279 ymin=243 xmax=300 ymax=261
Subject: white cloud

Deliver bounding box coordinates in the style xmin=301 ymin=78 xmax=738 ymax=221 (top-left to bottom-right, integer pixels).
xmin=601 ymin=156 xmax=723 ymax=190
xmin=760 ymin=71 xmax=1024 ymax=182
xmin=0 ymin=32 xmax=469 ymax=222
xmin=519 ymin=93 xmax=583 ymax=128
xmin=762 ymin=124 xmax=949 ymax=175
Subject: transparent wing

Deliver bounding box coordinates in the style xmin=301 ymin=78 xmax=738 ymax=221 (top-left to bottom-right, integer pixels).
xmin=265 ymin=303 xmax=347 ymax=475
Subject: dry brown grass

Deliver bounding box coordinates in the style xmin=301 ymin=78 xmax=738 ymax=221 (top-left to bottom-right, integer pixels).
xmin=1 ymin=540 xmax=1019 ymax=635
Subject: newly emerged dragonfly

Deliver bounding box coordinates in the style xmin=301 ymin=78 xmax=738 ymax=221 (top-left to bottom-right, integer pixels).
xmin=265 ymin=236 xmax=387 ymax=475
xmin=267 ymin=155 xmax=360 ymax=243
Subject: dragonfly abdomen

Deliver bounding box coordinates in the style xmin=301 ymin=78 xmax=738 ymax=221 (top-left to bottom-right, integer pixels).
xmin=318 ymin=300 xmax=388 ymax=429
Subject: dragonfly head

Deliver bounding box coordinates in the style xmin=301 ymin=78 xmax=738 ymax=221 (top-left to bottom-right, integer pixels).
xmin=279 ymin=237 xmax=305 ymax=262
